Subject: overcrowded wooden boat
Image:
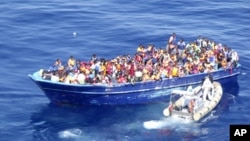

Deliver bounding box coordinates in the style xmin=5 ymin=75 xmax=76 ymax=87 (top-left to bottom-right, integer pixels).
xmin=28 ymin=36 xmax=240 ymax=105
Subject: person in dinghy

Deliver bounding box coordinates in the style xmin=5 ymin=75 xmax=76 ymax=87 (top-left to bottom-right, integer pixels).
xmin=201 ymin=74 xmax=214 ymax=101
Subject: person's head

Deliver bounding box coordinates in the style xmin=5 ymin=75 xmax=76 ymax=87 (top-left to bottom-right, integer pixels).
xmin=56 ymin=59 xmax=61 ymax=64
xmin=172 ymin=33 xmax=176 ymax=37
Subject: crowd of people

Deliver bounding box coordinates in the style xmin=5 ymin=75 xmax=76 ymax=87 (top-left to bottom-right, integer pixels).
xmin=41 ymin=34 xmax=239 ymax=85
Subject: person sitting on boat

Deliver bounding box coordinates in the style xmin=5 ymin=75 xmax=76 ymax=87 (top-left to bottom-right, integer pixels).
xmin=178 ymin=66 xmax=185 ymax=77
xmin=57 ymin=66 xmax=66 ymax=82
xmin=135 ymin=68 xmax=142 ymax=82
xmin=117 ymin=74 xmax=127 ymax=83
xmin=77 ymin=71 xmax=86 ymax=84
xmin=49 ymin=58 xmax=62 ymax=72
xmin=207 ymin=51 xmax=217 ymax=69
xmin=146 ymin=44 xmax=155 ymax=56
xmin=171 ymin=63 xmax=179 ymax=77
xmin=70 ymin=69 xmax=80 ymax=84
xmin=64 ymin=72 xmax=73 ymax=84
xmin=202 ymin=76 xmax=214 ymax=101
xmin=87 ymin=70 xmax=95 ymax=83
xmin=51 ymin=71 xmax=59 ymax=82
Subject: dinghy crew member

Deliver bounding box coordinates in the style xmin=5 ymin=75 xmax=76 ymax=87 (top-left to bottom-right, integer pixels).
xmin=202 ymin=76 xmax=214 ymax=101
xmin=188 ymin=99 xmax=196 ymax=113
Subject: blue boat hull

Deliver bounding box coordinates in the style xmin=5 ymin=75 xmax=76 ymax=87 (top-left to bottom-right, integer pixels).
xmin=29 ymin=66 xmax=241 ymax=105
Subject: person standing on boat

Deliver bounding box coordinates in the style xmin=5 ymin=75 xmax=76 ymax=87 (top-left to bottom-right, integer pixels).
xmin=166 ymin=33 xmax=177 ymax=54
xmin=177 ymin=38 xmax=186 ymax=57
xmin=202 ymin=76 xmax=213 ymax=101
xmin=91 ymin=54 xmax=97 ymax=62
xmin=67 ymin=56 xmax=76 ymax=72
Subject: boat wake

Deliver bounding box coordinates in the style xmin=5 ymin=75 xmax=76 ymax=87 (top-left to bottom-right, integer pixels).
xmin=143 ymin=117 xmax=193 ymax=130
xmin=58 ymin=128 xmax=83 ymax=139
xmin=143 ymin=117 xmax=211 ymax=136
xmin=200 ymin=110 xmax=219 ymax=123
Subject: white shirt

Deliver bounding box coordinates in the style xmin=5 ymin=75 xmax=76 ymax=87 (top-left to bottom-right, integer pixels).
xmin=135 ymin=71 xmax=142 ymax=77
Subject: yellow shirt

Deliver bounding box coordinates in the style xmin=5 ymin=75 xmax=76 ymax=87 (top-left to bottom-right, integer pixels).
xmin=151 ymin=74 xmax=156 ymax=80
xmin=116 ymin=63 xmax=121 ymax=71
xmin=172 ymin=67 xmax=178 ymax=77
xmin=143 ymin=74 xmax=150 ymax=81
xmin=143 ymin=68 xmax=148 ymax=74
xmin=137 ymin=47 xmax=144 ymax=52
xmin=100 ymin=65 xmax=106 ymax=75
xmin=68 ymin=59 xmax=75 ymax=66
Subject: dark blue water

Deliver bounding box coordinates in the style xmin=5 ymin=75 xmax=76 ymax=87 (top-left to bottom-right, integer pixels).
xmin=1 ymin=0 xmax=250 ymax=140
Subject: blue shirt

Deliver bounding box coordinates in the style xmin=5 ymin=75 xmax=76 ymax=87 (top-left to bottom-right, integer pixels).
xmin=177 ymin=41 xmax=186 ymax=50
